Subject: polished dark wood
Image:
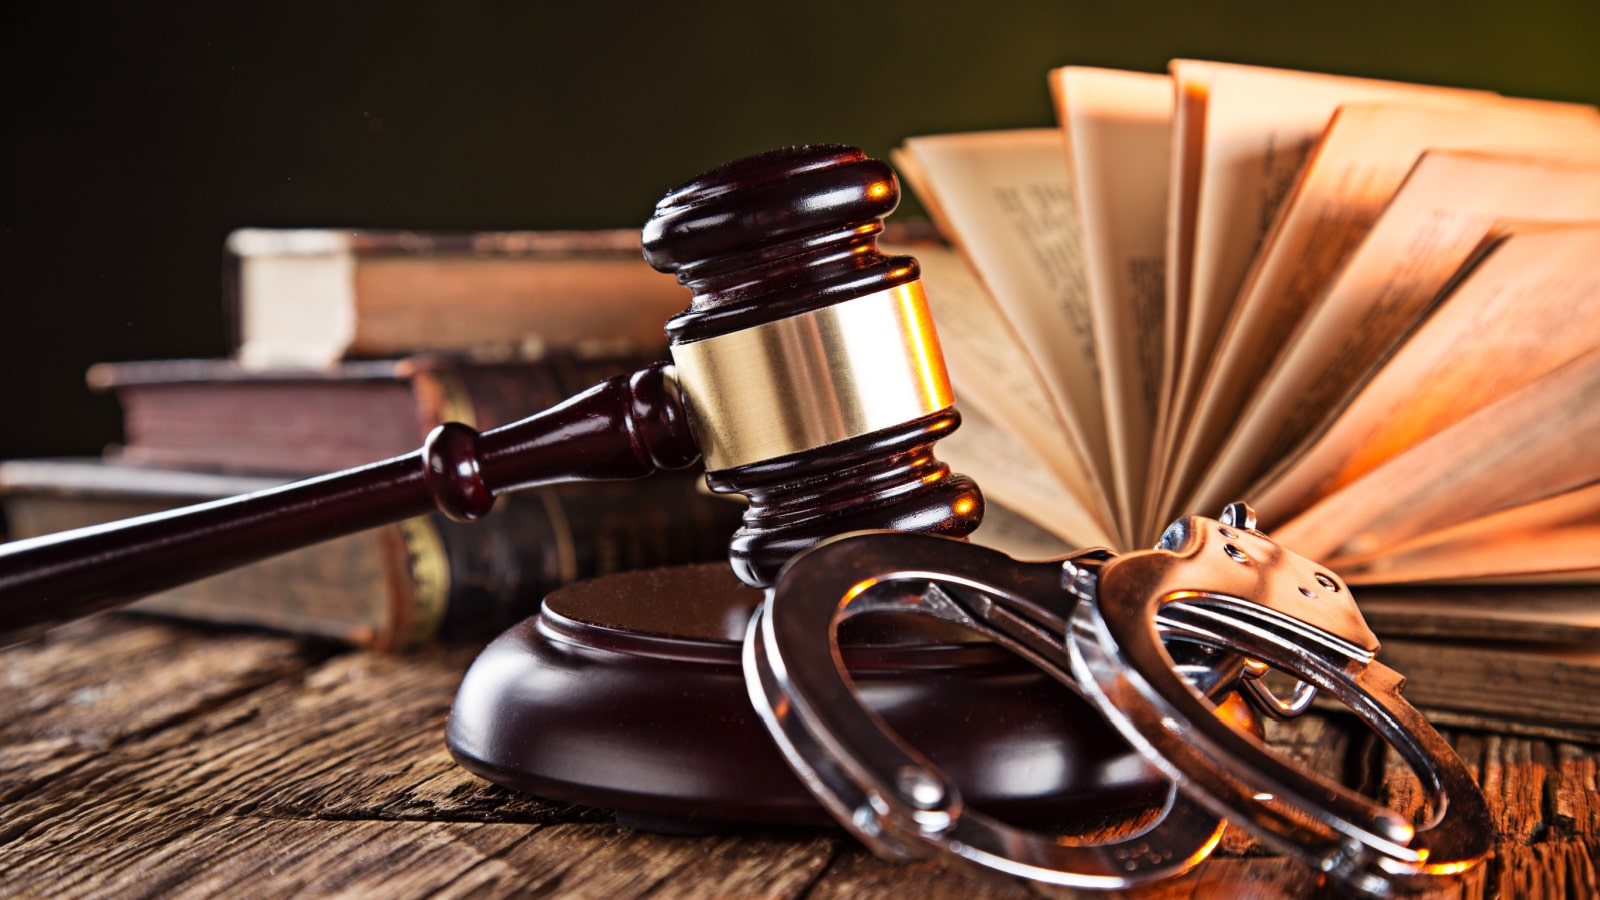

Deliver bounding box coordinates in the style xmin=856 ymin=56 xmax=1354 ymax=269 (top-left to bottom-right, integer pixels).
xmin=0 ymin=145 xmax=997 ymax=828
xmin=646 ymin=145 xmax=982 ymax=585
xmin=446 ymin=562 xmax=1167 ymax=827
xmin=647 ymin=145 xmax=914 ymax=340
xmin=704 ymin=410 xmax=980 ymax=588
xmin=0 ymin=366 xmax=696 ymax=645
xmin=0 ymin=145 xmax=979 ymax=643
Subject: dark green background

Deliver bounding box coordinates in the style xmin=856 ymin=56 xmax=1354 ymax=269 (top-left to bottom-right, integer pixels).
xmin=4 ymin=1 xmax=1598 ymax=462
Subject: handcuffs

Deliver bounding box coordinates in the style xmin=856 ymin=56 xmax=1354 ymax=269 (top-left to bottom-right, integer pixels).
xmin=743 ymin=503 xmax=1491 ymax=895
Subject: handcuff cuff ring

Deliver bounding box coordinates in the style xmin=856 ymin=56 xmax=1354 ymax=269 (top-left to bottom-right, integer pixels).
xmin=743 ymin=533 xmax=1232 ymax=889
xmin=1065 ymin=504 xmax=1491 ymax=896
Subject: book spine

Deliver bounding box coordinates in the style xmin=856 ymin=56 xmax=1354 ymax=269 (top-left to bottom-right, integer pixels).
xmin=101 ymin=352 xmax=671 ymax=477
xmin=125 ymin=523 xmax=413 ymax=648
xmin=414 ymin=476 xmax=744 ymax=649
xmin=4 ymin=471 xmax=743 ymax=651
xmin=407 ymin=353 xmax=663 ymax=436
xmin=198 ymin=476 xmax=740 ymax=651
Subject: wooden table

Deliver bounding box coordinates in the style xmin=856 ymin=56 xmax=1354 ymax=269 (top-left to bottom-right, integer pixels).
xmin=2 ymin=614 xmax=1596 ymax=898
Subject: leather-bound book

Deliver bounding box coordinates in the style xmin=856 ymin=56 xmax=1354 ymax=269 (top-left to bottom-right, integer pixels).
xmin=0 ymin=459 xmax=743 ymax=651
xmin=87 ymin=352 xmax=661 ymax=475
xmin=225 ymin=228 xmax=691 ymax=367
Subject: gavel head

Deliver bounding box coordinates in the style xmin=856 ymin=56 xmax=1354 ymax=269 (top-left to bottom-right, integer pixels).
xmin=642 ymin=145 xmax=983 ymax=587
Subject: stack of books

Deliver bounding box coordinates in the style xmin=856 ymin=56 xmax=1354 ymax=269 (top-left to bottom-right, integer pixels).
xmin=892 ymin=60 xmax=1600 ymax=740
xmin=0 ymin=228 xmax=743 ymax=651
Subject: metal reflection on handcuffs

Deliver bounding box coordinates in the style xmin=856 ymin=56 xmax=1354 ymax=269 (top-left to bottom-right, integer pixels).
xmin=744 ymin=501 xmax=1491 ymax=895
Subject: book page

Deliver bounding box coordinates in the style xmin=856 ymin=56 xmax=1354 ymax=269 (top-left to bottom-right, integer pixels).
xmin=894 ymin=132 xmax=1111 ymax=515
xmin=1052 ymin=66 xmax=1173 ymax=545
xmin=1335 ymin=481 xmax=1600 ymax=586
xmin=967 ymin=500 xmax=1077 ymax=561
xmin=1154 ymin=61 xmax=1215 ymax=528
xmin=1173 ymin=101 xmax=1600 ymax=517
xmin=890 ymin=240 xmax=1116 ymax=545
xmin=1251 ymin=220 xmax=1600 ymax=520
xmin=1194 ymin=154 xmax=1600 ymax=515
xmin=238 ymin=253 xmax=357 ymax=367
xmin=936 ymin=400 xmax=1116 ymax=549
xmin=1275 ymin=349 xmax=1600 ymax=563
xmin=1154 ymin=62 xmax=1497 ymax=521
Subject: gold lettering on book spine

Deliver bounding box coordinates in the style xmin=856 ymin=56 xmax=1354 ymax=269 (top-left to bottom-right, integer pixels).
xmin=670 ymin=280 xmax=955 ymax=471
xmin=538 ymin=492 xmax=578 ymax=584
xmin=395 ymin=516 xmax=451 ymax=649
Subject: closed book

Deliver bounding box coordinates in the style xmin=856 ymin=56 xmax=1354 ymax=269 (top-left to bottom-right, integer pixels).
xmin=1372 ymin=637 xmax=1600 ymax=741
xmin=0 ymin=459 xmax=744 ymax=651
xmin=87 ymin=352 xmax=662 ymax=475
xmin=890 ymin=60 xmax=1600 ymax=733
xmin=225 ymin=228 xmax=691 ymax=367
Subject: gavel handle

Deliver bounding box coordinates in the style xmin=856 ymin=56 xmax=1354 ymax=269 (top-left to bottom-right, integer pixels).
xmin=0 ymin=364 xmax=699 ymax=646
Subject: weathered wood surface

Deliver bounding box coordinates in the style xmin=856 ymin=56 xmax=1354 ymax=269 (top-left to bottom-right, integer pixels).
xmin=1 ymin=615 xmax=1595 ymax=898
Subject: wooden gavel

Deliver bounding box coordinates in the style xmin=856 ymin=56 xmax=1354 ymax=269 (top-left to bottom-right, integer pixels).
xmin=0 ymin=145 xmax=984 ymax=645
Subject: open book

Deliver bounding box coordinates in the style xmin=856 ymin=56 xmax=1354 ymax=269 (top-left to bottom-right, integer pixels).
xmin=888 ymin=61 xmax=1600 ymax=729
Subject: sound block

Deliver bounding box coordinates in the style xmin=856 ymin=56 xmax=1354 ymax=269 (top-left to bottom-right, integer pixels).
xmin=445 ymin=562 xmax=1172 ymax=829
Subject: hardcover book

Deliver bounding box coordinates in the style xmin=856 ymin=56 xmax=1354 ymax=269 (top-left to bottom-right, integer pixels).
xmin=0 ymin=458 xmax=744 ymax=651
xmin=87 ymin=351 xmax=663 ymax=475
xmin=891 ymin=60 xmax=1600 ymax=735
xmin=225 ymin=228 xmax=691 ymax=367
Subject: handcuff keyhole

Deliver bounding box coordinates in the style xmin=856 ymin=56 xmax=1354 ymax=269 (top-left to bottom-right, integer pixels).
xmin=1298 ymin=587 xmax=1317 ymax=599
xmin=1223 ymin=543 xmax=1248 ymax=562
xmin=1314 ymin=573 xmax=1340 ymax=592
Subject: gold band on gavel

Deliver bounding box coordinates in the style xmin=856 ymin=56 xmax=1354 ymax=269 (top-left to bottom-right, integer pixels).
xmin=670 ymin=280 xmax=955 ymax=472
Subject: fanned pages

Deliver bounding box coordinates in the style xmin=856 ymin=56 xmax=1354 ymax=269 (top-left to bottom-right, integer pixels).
xmin=895 ymin=241 xmax=1114 ymax=547
xmin=893 ymin=60 xmax=1600 ymax=739
xmin=1153 ymin=62 xmax=1499 ymax=524
xmin=894 ymin=58 xmax=1600 ymax=622
xmin=1273 ymin=349 xmax=1600 ymax=560
xmin=1188 ymin=155 xmax=1600 ymax=515
xmin=1252 ymin=220 xmax=1600 ymax=523
xmin=1176 ymin=101 xmax=1600 ymax=518
xmin=937 ymin=400 xmax=1113 ymax=551
xmin=1330 ymin=483 xmax=1600 ymax=586
xmin=1051 ymin=67 xmax=1173 ymax=544
xmin=893 ymin=132 xmax=1116 ymax=535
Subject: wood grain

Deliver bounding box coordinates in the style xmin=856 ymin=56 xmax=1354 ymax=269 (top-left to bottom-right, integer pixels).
xmin=2 ymin=614 xmax=1597 ymax=898
xmin=0 ymin=616 xmax=318 ymax=815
